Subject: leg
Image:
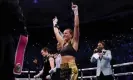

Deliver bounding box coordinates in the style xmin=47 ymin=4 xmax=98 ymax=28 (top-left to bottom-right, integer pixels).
xmin=68 ymin=62 xmax=78 ymax=80
xmin=101 ymin=72 xmax=106 ymax=80
xmin=70 ymin=67 xmax=78 ymax=80
xmin=60 ymin=63 xmax=70 ymax=80
xmin=51 ymin=68 xmax=60 ymax=80
xmin=97 ymin=76 xmax=100 ymax=80
xmin=97 ymin=72 xmax=104 ymax=80
xmin=70 ymin=72 xmax=78 ymax=80
xmin=105 ymin=75 xmax=114 ymax=80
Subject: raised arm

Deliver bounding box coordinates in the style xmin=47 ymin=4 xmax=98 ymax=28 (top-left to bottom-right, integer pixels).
xmin=90 ymin=54 xmax=98 ymax=63
xmin=59 ymin=29 xmax=64 ymax=38
xmin=72 ymin=3 xmax=80 ymax=51
xmin=102 ymin=50 xmax=112 ymax=61
xmin=53 ymin=17 xmax=64 ymax=46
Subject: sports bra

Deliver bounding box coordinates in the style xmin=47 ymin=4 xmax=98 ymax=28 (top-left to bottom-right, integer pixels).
xmin=60 ymin=42 xmax=76 ymax=57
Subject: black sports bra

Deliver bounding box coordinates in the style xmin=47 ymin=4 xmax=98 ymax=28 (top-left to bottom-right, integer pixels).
xmin=60 ymin=42 xmax=76 ymax=57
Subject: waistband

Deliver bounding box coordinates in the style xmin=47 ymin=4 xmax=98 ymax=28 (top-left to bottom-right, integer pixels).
xmin=60 ymin=62 xmax=77 ymax=69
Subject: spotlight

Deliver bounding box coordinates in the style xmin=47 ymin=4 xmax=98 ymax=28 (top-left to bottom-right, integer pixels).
xmin=33 ymin=0 xmax=38 ymax=3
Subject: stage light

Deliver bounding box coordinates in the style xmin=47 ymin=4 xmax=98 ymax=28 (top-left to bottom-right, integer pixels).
xmin=33 ymin=0 xmax=38 ymax=3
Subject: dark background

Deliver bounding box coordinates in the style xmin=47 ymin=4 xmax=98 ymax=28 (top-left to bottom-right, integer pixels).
xmin=19 ymin=0 xmax=133 ymax=27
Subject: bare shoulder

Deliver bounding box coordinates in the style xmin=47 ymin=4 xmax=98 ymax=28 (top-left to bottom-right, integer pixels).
xmin=49 ymin=57 xmax=54 ymax=61
xmin=71 ymin=39 xmax=78 ymax=51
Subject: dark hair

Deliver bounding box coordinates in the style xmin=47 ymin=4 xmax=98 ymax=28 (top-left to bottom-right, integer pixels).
xmin=42 ymin=47 xmax=49 ymax=52
xmin=98 ymin=41 xmax=105 ymax=47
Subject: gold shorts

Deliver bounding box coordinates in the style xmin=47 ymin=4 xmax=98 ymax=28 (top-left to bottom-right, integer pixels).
xmin=60 ymin=62 xmax=78 ymax=80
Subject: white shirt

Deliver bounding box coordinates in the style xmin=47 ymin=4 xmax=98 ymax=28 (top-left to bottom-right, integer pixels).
xmin=55 ymin=54 xmax=61 ymax=68
xmin=92 ymin=49 xmax=107 ymax=59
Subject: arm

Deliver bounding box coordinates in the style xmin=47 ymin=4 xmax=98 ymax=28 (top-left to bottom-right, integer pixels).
xmin=49 ymin=57 xmax=55 ymax=69
xmin=53 ymin=17 xmax=64 ymax=46
xmin=72 ymin=3 xmax=80 ymax=51
xmin=34 ymin=67 xmax=44 ymax=78
xmin=48 ymin=57 xmax=56 ymax=74
xmin=59 ymin=29 xmax=64 ymax=38
xmin=90 ymin=53 xmax=98 ymax=63
xmin=102 ymin=50 xmax=112 ymax=61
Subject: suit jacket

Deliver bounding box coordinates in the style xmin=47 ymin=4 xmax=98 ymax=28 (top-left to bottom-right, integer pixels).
xmin=90 ymin=49 xmax=113 ymax=76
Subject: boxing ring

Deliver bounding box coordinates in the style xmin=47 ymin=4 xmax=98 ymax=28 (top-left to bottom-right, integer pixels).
xmin=78 ymin=62 xmax=133 ymax=80
xmin=15 ymin=62 xmax=133 ymax=80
